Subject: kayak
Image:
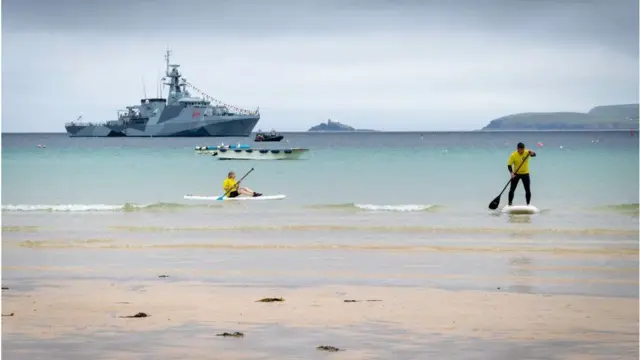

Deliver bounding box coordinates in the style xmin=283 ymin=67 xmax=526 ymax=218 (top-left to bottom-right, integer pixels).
xmin=183 ymin=194 xmax=286 ymax=201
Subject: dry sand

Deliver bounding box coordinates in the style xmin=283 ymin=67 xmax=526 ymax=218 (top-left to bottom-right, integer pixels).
xmin=2 ymin=279 xmax=637 ymax=345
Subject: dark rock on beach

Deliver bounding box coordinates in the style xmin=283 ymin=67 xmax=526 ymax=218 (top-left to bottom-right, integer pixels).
xmin=216 ymin=332 xmax=244 ymax=337
xmin=317 ymin=345 xmax=342 ymax=352
xmin=256 ymin=297 xmax=284 ymax=302
xmin=119 ymin=312 xmax=149 ymax=318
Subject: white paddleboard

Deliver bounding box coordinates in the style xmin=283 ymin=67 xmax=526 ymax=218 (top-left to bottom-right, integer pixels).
xmin=502 ymin=205 xmax=539 ymax=214
xmin=184 ymin=194 xmax=286 ymax=201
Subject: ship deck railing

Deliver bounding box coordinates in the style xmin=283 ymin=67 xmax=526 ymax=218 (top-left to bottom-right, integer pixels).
xmin=65 ymin=122 xmax=109 ymax=127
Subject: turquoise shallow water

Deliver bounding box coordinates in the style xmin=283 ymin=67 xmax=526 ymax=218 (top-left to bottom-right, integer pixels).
xmin=2 ymin=131 xmax=638 ymax=228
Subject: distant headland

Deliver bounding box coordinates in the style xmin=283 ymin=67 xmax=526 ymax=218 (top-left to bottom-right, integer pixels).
xmin=480 ymin=104 xmax=639 ymax=130
xmin=307 ymin=119 xmax=378 ymax=132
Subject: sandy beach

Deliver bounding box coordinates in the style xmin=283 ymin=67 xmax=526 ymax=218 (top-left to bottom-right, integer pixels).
xmin=2 ymin=278 xmax=638 ymax=359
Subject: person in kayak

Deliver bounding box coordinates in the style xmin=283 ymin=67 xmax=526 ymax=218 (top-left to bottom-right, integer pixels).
xmin=223 ymin=171 xmax=262 ymax=198
xmin=507 ymin=142 xmax=536 ymax=206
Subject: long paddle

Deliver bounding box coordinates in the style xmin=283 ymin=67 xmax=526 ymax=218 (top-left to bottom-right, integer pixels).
xmin=488 ymin=153 xmax=530 ymax=210
xmin=217 ymin=167 xmax=254 ymax=200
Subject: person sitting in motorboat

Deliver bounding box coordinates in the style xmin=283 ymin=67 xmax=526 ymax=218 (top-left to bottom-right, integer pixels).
xmin=222 ymin=171 xmax=262 ymax=198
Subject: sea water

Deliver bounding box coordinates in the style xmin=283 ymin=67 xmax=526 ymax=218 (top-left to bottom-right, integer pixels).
xmin=2 ymin=131 xmax=637 ymax=219
xmin=1 ymin=131 xmax=638 ymax=296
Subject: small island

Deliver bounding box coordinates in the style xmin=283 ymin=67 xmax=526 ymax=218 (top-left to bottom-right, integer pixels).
xmin=307 ymin=119 xmax=378 ymax=132
xmin=480 ymin=104 xmax=639 ymax=130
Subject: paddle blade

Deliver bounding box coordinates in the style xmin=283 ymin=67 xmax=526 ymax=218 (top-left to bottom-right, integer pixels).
xmin=488 ymin=196 xmax=501 ymax=210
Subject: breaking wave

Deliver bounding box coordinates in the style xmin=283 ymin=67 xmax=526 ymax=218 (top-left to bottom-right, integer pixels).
xmin=307 ymin=203 xmax=441 ymax=212
xmin=1 ymin=202 xmax=221 ymax=212
xmin=353 ymin=204 xmax=437 ymax=212
xmin=3 ymin=201 xmax=637 ymax=215
xmin=2 ymin=202 xmax=440 ymax=213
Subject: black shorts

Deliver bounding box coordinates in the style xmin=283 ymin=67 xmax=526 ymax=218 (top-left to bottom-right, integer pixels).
xmin=228 ymin=190 xmax=240 ymax=198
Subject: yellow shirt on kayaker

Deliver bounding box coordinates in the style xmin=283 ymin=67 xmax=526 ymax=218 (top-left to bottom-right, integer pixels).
xmin=223 ymin=178 xmax=237 ymax=193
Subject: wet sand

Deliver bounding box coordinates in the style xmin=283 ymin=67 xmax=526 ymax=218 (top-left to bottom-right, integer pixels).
xmin=2 ymin=209 xmax=638 ymax=359
xmin=2 ymin=279 xmax=638 ymax=359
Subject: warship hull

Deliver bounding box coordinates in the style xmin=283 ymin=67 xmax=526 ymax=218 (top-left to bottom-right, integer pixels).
xmin=65 ymin=50 xmax=262 ymax=138
xmin=65 ymin=116 xmax=260 ymax=137
xmin=65 ymin=124 xmax=126 ymax=137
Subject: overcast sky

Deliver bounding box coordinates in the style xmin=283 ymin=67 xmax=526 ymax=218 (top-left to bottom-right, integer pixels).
xmin=2 ymin=0 xmax=638 ymax=132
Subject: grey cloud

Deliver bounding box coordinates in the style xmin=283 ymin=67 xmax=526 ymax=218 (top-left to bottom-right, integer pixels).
xmin=3 ymin=0 xmax=636 ymax=56
xmin=1 ymin=0 xmax=637 ymax=132
xmin=3 ymin=0 xmax=637 ymax=50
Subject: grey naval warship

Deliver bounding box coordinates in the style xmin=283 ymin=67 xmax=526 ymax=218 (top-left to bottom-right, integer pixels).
xmin=65 ymin=51 xmax=260 ymax=137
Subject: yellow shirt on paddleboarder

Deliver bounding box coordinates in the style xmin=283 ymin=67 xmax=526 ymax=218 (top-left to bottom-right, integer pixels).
xmin=507 ymin=150 xmax=532 ymax=174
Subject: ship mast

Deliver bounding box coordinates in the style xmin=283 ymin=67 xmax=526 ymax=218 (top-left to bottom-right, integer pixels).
xmin=160 ymin=49 xmax=259 ymax=115
xmin=163 ymin=49 xmax=186 ymax=104
xmin=165 ymin=49 xmax=171 ymax=76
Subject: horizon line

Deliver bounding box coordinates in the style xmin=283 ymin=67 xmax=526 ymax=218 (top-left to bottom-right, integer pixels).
xmin=2 ymin=129 xmax=637 ymax=135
